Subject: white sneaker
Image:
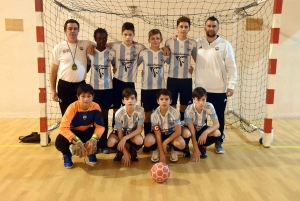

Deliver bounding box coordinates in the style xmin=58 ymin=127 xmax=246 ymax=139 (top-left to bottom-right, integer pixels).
xmin=151 ymin=148 xmax=159 ymax=162
xmin=215 ymin=141 xmax=225 ymax=154
xmin=170 ymin=147 xmax=178 ymax=162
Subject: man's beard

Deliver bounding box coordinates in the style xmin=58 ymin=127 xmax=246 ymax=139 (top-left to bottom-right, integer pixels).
xmin=206 ymin=32 xmax=216 ymax=38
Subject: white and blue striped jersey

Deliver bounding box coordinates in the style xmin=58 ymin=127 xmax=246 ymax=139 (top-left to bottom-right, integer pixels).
xmin=88 ymin=48 xmax=115 ymax=89
xmin=151 ymin=106 xmax=181 ymax=135
xmin=115 ymin=105 xmax=145 ymax=135
xmin=110 ymin=42 xmax=146 ymax=82
xmin=184 ymin=102 xmax=218 ymax=131
xmin=165 ymin=38 xmax=197 ymax=79
xmin=138 ymin=49 xmax=170 ymax=89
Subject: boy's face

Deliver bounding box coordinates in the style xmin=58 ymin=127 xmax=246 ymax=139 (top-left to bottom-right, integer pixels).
xmin=176 ymin=22 xmax=190 ymax=38
xmin=157 ymin=95 xmax=172 ymax=109
xmin=122 ymin=30 xmax=134 ymax=45
xmin=64 ymin=23 xmax=79 ymax=42
xmin=193 ymin=96 xmax=207 ymax=109
xmin=95 ymin=32 xmax=107 ymax=48
xmin=122 ymin=95 xmax=137 ymax=106
xmin=204 ymin=20 xmax=219 ymax=38
xmin=148 ymin=33 xmax=163 ymax=48
xmin=77 ymin=92 xmax=94 ymax=110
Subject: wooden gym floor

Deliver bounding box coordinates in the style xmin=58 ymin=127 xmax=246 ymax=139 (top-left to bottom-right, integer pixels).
xmin=0 ymin=119 xmax=299 ymax=201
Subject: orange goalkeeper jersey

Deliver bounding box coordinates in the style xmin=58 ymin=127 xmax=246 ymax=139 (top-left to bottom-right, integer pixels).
xmin=59 ymin=101 xmax=105 ymax=141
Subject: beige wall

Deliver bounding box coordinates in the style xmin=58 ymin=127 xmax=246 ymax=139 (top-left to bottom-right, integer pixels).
xmin=0 ymin=0 xmax=299 ymax=118
xmin=0 ymin=0 xmax=38 ymax=117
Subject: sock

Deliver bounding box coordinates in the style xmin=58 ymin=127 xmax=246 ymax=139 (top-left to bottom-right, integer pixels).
xmin=204 ymin=136 xmax=217 ymax=147
xmin=144 ymin=122 xmax=151 ymax=136
xmin=130 ymin=143 xmax=143 ymax=151
xmin=183 ymin=137 xmax=190 ymax=147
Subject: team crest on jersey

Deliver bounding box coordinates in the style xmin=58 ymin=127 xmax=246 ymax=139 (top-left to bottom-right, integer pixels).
xmin=150 ymin=67 xmax=160 ymax=78
xmin=79 ymin=46 xmax=84 ymax=50
xmin=122 ymin=61 xmax=133 ymax=72
xmin=176 ymin=56 xmax=187 ymax=67
xmin=215 ymin=47 xmax=219 ymax=50
xmin=83 ymin=115 xmax=87 ymax=120
xmin=94 ymin=65 xmax=108 ymax=78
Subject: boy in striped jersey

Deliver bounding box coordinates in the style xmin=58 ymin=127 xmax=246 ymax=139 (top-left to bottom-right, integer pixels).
xmin=55 ymin=84 xmax=105 ymax=168
xmin=110 ymin=22 xmax=146 ymax=128
xmin=143 ymin=89 xmax=185 ymax=163
xmin=88 ymin=28 xmax=115 ymax=154
xmin=165 ymin=16 xmax=197 ymax=158
xmin=107 ymin=88 xmax=144 ymax=166
xmin=182 ymin=87 xmax=221 ymax=161
xmin=137 ymin=29 xmax=170 ymax=149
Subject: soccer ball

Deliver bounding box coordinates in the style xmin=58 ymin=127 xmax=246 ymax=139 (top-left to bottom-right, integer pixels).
xmin=150 ymin=162 xmax=170 ymax=183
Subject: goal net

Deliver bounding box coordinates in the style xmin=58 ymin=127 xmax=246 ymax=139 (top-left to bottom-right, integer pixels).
xmin=43 ymin=0 xmax=274 ymax=133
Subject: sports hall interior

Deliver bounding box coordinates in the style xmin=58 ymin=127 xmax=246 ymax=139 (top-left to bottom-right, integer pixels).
xmin=0 ymin=0 xmax=299 ymax=200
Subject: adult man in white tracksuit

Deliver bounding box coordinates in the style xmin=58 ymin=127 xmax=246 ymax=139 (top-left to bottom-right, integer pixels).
xmin=195 ymin=16 xmax=237 ymax=154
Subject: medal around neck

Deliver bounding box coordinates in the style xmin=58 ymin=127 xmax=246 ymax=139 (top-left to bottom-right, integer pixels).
xmin=72 ymin=63 xmax=77 ymax=70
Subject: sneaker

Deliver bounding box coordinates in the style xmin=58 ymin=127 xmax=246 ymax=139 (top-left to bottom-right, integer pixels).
xmin=151 ymin=148 xmax=159 ymax=162
xmin=215 ymin=141 xmax=225 ymax=154
xmin=130 ymin=149 xmax=139 ymax=162
xmin=63 ymin=154 xmax=73 ymax=168
xmin=88 ymin=154 xmax=98 ymax=164
xmin=113 ymin=151 xmax=123 ymax=161
xmin=183 ymin=145 xmax=191 ymax=158
xmin=170 ymin=147 xmax=178 ymax=162
xmin=199 ymin=145 xmax=208 ymax=159
xmin=101 ymin=148 xmax=111 ymax=154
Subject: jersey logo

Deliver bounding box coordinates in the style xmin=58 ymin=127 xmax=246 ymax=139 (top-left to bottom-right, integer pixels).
xmin=176 ymin=56 xmax=187 ymax=67
xmin=121 ymin=61 xmax=133 ymax=72
xmin=150 ymin=67 xmax=160 ymax=78
xmin=83 ymin=115 xmax=87 ymax=120
xmin=94 ymin=65 xmax=108 ymax=78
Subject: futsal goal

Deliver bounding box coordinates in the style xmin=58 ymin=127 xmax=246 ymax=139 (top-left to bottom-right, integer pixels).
xmin=38 ymin=0 xmax=278 ymax=146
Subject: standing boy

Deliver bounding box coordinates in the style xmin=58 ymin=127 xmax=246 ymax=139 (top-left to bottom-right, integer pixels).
xmin=55 ymin=84 xmax=105 ymax=168
xmin=107 ymin=88 xmax=144 ymax=166
xmin=88 ymin=28 xmax=115 ymax=154
xmin=195 ymin=16 xmax=237 ymax=153
xmin=138 ymin=29 xmax=170 ymax=140
xmin=165 ymin=16 xmax=197 ymax=157
xmin=143 ymin=89 xmax=186 ymax=163
xmin=110 ymin=22 xmax=146 ymax=127
xmin=182 ymin=87 xmax=221 ymax=161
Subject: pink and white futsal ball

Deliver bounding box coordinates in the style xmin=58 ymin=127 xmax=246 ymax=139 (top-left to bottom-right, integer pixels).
xmin=150 ymin=162 xmax=170 ymax=183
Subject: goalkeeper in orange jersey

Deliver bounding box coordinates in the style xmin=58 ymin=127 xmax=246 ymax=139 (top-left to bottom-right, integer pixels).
xmin=55 ymin=84 xmax=105 ymax=168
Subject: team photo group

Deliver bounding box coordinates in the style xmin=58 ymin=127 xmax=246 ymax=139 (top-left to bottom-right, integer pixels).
xmin=50 ymin=15 xmax=237 ymax=169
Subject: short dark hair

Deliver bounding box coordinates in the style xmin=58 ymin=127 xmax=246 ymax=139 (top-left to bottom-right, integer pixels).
xmin=64 ymin=19 xmax=80 ymax=31
xmin=93 ymin=28 xmax=108 ymax=39
xmin=177 ymin=16 xmax=191 ymax=27
xmin=122 ymin=88 xmax=137 ymax=99
xmin=77 ymin=84 xmax=94 ymax=96
xmin=157 ymin=89 xmax=172 ymax=100
xmin=192 ymin=87 xmax=207 ymax=99
xmin=148 ymin=29 xmax=162 ymax=39
xmin=122 ymin=22 xmax=135 ymax=33
xmin=205 ymin=16 xmax=219 ymax=25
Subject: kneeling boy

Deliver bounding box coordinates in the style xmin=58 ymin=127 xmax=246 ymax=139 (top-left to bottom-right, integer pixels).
xmin=55 ymin=84 xmax=105 ymax=168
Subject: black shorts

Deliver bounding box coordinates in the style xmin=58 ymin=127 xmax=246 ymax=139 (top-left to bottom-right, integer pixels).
xmin=195 ymin=125 xmax=209 ymax=139
xmin=93 ymin=89 xmax=113 ymax=110
xmin=167 ymin=77 xmax=192 ymax=105
xmin=150 ymin=130 xmax=173 ymax=145
xmin=112 ymin=78 xmax=135 ymax=109
xmin=141 ymin=89 xmax=160 ymax=112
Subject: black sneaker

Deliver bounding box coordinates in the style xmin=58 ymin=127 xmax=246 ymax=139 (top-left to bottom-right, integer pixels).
xmin=130 ymin=149 xmax=139 ymax=162
xmin=113 ymin=151 xmax=123 ymax=161
xmin=199 ymin=145 xmax=208 ymax=159
xmin=183 ymin=145 xmax=191 ymax=158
